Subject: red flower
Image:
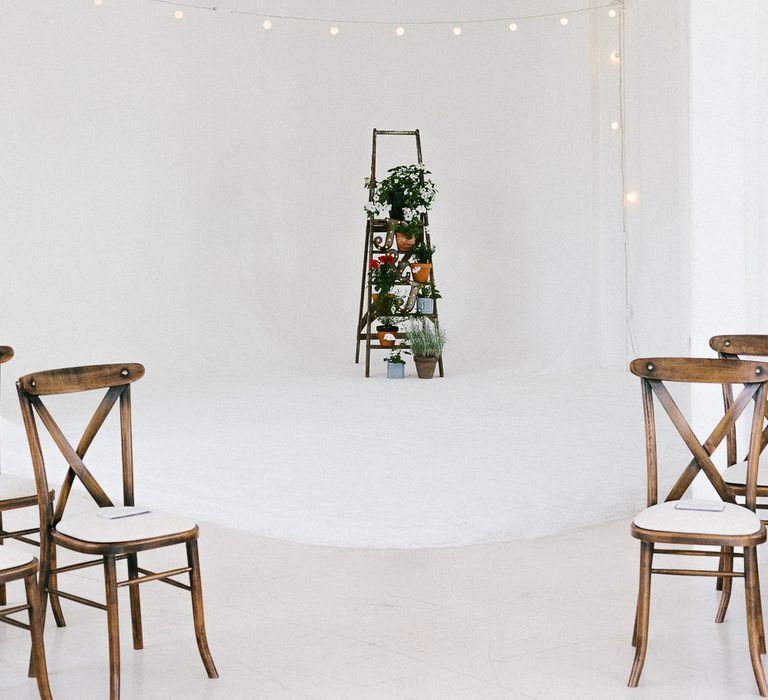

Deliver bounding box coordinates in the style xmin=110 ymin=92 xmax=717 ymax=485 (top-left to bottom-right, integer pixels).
xmin=369 ymin=260 xmax=379 ymax=269
xmin=379 ymin=254 xmax=396 ymax=265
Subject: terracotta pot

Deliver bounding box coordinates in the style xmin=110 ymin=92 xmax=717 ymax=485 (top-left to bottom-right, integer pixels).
xmin=377 ymin=326 xmax=399 ymax=348
xmin=410 ymin=263 xmax=432 ymax=284
xmin=395 ymin=232 xmax=416 ymax=252
xmin=371 ymin=293 xmax=395 ymax=303
xmin=414 ymin=357 xmax=438 ymax=379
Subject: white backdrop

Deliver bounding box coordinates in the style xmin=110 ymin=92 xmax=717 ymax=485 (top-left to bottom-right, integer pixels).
xmin=0 ymin=1 xmax=693 ymax=546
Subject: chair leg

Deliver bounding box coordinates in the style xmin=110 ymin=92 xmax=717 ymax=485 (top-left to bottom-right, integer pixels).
xmin=744 ymin=547 xmax=768 ymax=696
xmin=754 ymin=549 xmax=767 ymax=655
xmin=716 ymin=544 xmax=726 ymax=591
xmin=25 ymin=572 xmax=52 ymax=700
xmin=48 ymin=544 xmax=66 ymax=628
xmin=628 ymin=541 xmax=653 ymax=688
xmin=104 ymin=555 xmax=121 ymax=700
xmin=127 ymin=553 xmax=143 ymax=650
xmin=0 ymin=513 xmax=6 ymax=607
xmin=186 ymin=540 xmax=218 ymax=679
xmin=715 ymin=545 xmax=734 ymax=623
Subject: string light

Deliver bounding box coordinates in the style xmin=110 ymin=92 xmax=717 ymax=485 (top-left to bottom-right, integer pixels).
xmin=611 ymin=121 xmax=620 ymax=130
xmin=396 ymin=26 xmax=405 ymax=36
xmin=624 ymin=191 xmax=640 ymax=206
xmin=608 ymin=9 xmax=617 ymax=17
xmin=262 ymin=19 xmax=272 ymax=30
xmin=509 ymin=23 xmax=518 ymax=32
xmin=560 ymin=17 xmax=569 ymax=25
xmin=453 ymin=26 xmax=462 ymax=35
xmin=330 ymin=25 xmax=339 ymax=35
xmin=610 ymin=51 xmax=621 ymax=63
xmin=174 ymin=9 xmax=183 ymax=19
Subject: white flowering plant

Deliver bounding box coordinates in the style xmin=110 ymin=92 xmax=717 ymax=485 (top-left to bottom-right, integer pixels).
xmin=364 ymin=163 xmax=437 ymax=227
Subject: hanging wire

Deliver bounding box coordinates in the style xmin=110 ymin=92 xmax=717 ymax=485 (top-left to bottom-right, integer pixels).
xmin=617 ymin=1 xmax=638 ymax=360
xmin=146 ymin=0 xmax=620 ymax=24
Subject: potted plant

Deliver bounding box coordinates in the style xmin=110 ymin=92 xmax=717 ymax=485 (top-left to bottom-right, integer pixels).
xmin=364 ymin=163 xmax=436 ymax=238
xmin=406 ymin=317 xmax=446 ymax=379
xmin=390 ymin=218 xmax=422 ymax=252
xmin=416 ymin=284 xmax=441 ymax=315
xmin=410 ymin=242 xmax=435 ymax=284
xmin=384 ymin=348 xmax=408 ymax=379
xmin=369 ymin=254 xmax=400 ymax=295
xmin=371 ymin=294 xmax=402 ymax=348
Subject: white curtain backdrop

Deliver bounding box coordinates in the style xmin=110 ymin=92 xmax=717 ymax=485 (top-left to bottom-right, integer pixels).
xmin=0 ymin=0 xmax=693 ymax=546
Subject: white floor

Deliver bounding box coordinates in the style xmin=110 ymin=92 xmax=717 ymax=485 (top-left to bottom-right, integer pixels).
xmin=0 ymin=509 xmax=765 ymax=699
xmin=0 ymin=367 xmax=681 ymax=549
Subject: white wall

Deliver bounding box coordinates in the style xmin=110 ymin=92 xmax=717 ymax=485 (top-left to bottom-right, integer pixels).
xmin=0 ymin=1 xmax=696 ymax=546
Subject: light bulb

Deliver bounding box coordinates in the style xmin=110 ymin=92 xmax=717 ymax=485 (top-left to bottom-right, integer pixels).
xmin=608 ymin=9 xmax=617 ymax=18
xmin=174 ymin=9 xmax=183 ymax=19
xmin=453 ymin=26 xmax=462 ymax=35
xmin=262 ymin=19 xmax=272 ymax=30
xmin=624 ymin=191 xmax=640 ymax=205
xmin=611 ymin=121 xmax=620 ymax=130
xmin=610 ymin=51 xmax=621 ymax=64
xmin=509 ymin=23 xmax=518 ymax=32
xmin=330 ymin=25 xmax=339 ymax=35
xmin=560 ymin=17 xmax=569 ymax=25
xmin=396 ymin=26 xmax=405 ymax=36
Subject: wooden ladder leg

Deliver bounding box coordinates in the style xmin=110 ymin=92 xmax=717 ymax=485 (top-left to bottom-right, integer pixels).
xmin=745 ymin=547 xmax=768 ymax=695
xmin=186 ymin=540 xmax=219 ymax=679
xmin=127 ymin=553 xmax=143 ymax=650
xmin=25 ymin=572 xmax=52 ymax=700
xmin=715 ymin=545 xmax=734 ymax=623
xmin=49 ymin=543 xmax=66 ymax=628
xmin=628 ymin=541 xmax=653 ymax=687
xmin=104 ymin=554 xmax=121 ymax=700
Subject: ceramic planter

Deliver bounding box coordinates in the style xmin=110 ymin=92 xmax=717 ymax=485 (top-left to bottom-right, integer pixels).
xmin=410 ymin=263 xmax=432 ymax=284
xmin=416 ymin=297 xmax=434 ymax=315
xmin=414 ymin=357 xmax=438 ymax=379
xmin=386 ymin=362 xmax=405 ymax=379
xmin=376 ymin=325 xmax=399 ymax=348
xmin=395 ymin=232 xmax=416 ymax=252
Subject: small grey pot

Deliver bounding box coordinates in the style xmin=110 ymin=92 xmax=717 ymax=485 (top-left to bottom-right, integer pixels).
xmin=416 ymin=297 xmax=434 ymax=315
xmin=387 ymin=362 xmax=406 ymax=379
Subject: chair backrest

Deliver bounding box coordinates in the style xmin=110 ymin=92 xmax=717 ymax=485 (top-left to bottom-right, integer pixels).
xmin=709 ymin=335 xmax=768 ymax=466
xmin=0 ymin=347 xmax=13 ymax=365
xmin=16 ymin=363 xmax=145 ymax=527
xmin=629 ymin=357 xmax=768 ymax=510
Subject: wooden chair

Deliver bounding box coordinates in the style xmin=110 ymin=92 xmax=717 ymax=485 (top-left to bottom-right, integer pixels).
xmin=0 ymin=346 xmax=65 ymax=627
xmin=709 ymin=335 xmax=768 ymax=507
xmin=628 ymin=357 xmax=768 ymax=694
xmin=16 ymin=363 xmax=218 ymax=700
xmin=0 ymin=549 xmax=52 ymax=699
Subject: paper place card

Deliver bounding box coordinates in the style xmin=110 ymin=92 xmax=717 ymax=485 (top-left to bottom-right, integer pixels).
xmin=674 ymin=500 xmax=725 ymax=512
xmin=97 ymin=507 xmax=151 ymax=519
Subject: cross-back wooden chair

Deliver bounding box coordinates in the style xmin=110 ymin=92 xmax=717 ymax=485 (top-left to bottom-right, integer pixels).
xmin=16 ymin=363 xmax=218 ymax=700
xmin=709 ymin=335 xmax=768 ymax=620
xmin=0 ymin=346 xmax=65 ymax=627
xmin=628 ymin=357 xmax=768 ymax=695
xmin=0 ymin=549 xmax=52 ymax=699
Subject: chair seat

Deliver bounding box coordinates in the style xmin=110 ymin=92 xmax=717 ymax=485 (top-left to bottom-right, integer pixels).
xmin=633 ymin=500 xmax=763 ymax=536
xmin=725 ymin=460 xmax=768 ymax=487
xmin=0 ymin=474 xmax=38 ymax=502
xmin=0 ymin=547 xmax=36 ymax=571
xmin=55 ymin=507 xmax=198 ymax=545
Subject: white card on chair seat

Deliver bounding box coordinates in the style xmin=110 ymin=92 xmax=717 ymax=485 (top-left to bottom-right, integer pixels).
xmin=674 ymin=500 xmax=725 ymax=512
xmin=96 ymin=506 xmax=151 ymax=519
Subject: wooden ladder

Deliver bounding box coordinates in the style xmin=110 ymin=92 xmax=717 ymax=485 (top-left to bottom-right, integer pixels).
xmin=354 ymin=128 xmax=445 ymax=378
